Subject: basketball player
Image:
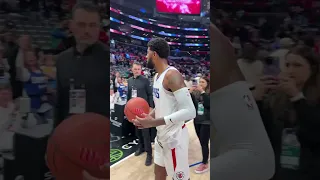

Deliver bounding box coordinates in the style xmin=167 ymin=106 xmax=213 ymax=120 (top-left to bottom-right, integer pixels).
xmin=133 ymin=38 xmax=196 ymax=180
xmin=209 ymin=23 xmax=275 ymax=180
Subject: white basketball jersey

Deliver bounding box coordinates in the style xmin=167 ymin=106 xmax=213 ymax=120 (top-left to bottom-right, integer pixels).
xmin=153 ymin=66 xmax=185 ymax=145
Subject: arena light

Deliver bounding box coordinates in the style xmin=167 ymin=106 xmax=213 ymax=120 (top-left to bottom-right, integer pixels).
xmin=110 ymin=28 xmax=208 ymax=46
xmin=110 ymin=17 xmax=124 ymax=25
xmin=110 ymin=7 xmax=207 ymax=31
xmin=110 ymin=29 xmax=126 ymax=35
xmin=110 ymin=17 xmax=208 ymax=38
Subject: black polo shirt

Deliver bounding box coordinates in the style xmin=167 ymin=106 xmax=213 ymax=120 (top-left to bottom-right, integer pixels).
xmin=54 ymin=42 xmax=109 ymax=127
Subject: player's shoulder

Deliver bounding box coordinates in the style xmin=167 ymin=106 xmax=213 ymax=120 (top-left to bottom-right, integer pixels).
xmin=165 ymin=68 xmax=182 ymax=79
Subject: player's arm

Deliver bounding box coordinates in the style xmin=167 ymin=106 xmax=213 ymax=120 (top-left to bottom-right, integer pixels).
xmin=149 ymin=108 xmax=155 ymax=118
xmin=210 ymin=23 xmax=244 ymax=92
xmin=210 ymin=23 xmax=275 ymax=180
xmin=151 ymin=70 xmax=196 ymax=127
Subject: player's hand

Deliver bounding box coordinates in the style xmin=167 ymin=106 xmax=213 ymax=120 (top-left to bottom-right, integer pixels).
xmin=133 ymin=113 xmax=155 ymax=128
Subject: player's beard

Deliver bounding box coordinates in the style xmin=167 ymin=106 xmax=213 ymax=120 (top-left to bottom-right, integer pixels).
xmin=147 ymin=58 xmax=155 ymax=69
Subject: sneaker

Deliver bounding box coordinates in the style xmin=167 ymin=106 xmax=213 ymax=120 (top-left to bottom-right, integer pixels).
xmin=195 ymin=163 xmax=209 ymax=174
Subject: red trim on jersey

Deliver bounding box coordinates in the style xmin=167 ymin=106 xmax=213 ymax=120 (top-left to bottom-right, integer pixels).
xmin=182 ymin=124 xmax=186 ymax=129
xmin=171 ymin=148 xmax=177 ymax=171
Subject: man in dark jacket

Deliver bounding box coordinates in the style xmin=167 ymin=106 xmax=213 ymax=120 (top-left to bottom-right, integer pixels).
xmin=54 ymin=2 xmax=109 ymax=127
xmin=126 ymin=62 xmax=154 ymax=166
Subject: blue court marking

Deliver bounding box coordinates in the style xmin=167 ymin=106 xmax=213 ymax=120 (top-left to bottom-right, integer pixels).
xmin=189 ymin=161 xmax=202 ymax=167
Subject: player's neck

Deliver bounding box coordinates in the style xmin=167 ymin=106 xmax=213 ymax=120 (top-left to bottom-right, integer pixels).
xmin=155 ymin=62 xmax=169 ymax=75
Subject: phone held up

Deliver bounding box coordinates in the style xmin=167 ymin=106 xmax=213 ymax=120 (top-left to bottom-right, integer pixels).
xmin=263 ymin=56 xmax=281 ymax=76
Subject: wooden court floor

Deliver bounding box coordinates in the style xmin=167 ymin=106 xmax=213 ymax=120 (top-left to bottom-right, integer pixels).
xmin=110 ymin=120 xmax=210 ymax=180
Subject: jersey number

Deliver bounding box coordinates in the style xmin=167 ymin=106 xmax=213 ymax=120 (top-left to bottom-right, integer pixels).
xmin=153 ymin=88 xmax=159 ymax=99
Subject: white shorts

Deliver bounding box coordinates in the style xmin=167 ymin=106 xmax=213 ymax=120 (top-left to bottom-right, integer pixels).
xmin=154 ymin=126 xmax=189 ymax=180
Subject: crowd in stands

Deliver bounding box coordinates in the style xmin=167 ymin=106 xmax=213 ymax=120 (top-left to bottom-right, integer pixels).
xmin=110 ymin=2 xmax=209 ymax=29
xmin=110 ymin=3 xmax=209 ymax=48
xmin=213 ymin=2 xmax=320 ymax=179
xmin=110 ymin=41 xmax=210 ymax=105
xmin=0 ymin=0 xmax=108 ymax=119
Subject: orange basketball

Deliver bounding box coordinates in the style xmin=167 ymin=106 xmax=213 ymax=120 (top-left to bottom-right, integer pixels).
xmin=46 ymin=113 xmax=109 ymax=179
xmin=124 ymin=97 xmax=150 ymax=122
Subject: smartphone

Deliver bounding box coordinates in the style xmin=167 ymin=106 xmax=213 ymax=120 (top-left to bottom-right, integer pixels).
xmin=192 ymin=79 xmax=198 ymax=86
xmin=263 ymin=57 xmax=281 ymax=76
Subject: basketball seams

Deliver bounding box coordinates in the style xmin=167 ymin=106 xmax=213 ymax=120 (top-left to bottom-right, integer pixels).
xmin=125 ymin=97 xmax=150 ymax=121
xmin=50 ymin=136 xmax=107 ymax=178
xmin=80 ymin=147 xmax=108 ymax=166
xmin=47 ymin=113 xmax=109 ymax=178
xmin=125 ymin=105 xmax=147 ymax=121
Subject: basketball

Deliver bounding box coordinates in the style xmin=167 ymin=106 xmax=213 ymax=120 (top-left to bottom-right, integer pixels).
xmin=46 ymin=113 xmax=109 ymax=180
xmin=124 ymin=97 xmax=150 ymax=122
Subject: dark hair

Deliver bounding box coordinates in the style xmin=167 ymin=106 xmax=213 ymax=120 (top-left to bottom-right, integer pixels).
xmin=200 ymin=76 xmax=210 ymax=93
xmin=72 ymin=2 xmax=100 ymax=19
xmin=286 ymin=45 xmax=320 ymax=100
xmin=147 ymin=38 xmax=170 ymax=59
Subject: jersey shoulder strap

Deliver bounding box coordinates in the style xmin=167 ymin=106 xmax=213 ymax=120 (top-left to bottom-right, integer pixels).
xmin=153 ymin=73 xmax=158 ymax=83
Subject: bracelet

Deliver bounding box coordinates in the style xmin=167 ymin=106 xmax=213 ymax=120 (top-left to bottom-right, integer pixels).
xmin=290 ymin=92 xmax=305 ymax=102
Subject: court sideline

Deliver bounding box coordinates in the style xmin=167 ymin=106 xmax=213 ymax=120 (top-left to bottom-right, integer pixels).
xmin=110 ymin=120 xmax=210 ymax=180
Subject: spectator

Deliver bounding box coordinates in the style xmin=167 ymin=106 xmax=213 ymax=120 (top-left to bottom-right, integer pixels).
xmin=7 ymin=35 xmax=32 ymax=99
xmin=253 ymin=45 xmax=320 ymax=180
xmin=0 ymin=44 xmax=10 ymax=81
xmin=22 ymin=49 xmax=50 ymax=112
xmin=191 ymin=76 xmax=210 ymax=174
xmin=0 ymin=83 xmax=15 ymax=151
xmin=51 ymin=20 xmax=75 ymax=52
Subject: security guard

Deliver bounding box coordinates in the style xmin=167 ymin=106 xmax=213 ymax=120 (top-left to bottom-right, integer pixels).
xmin=54 ymin=2 xmax=109 ymax=127
xmin=127 ymin=62 xmax=154 ymax=166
